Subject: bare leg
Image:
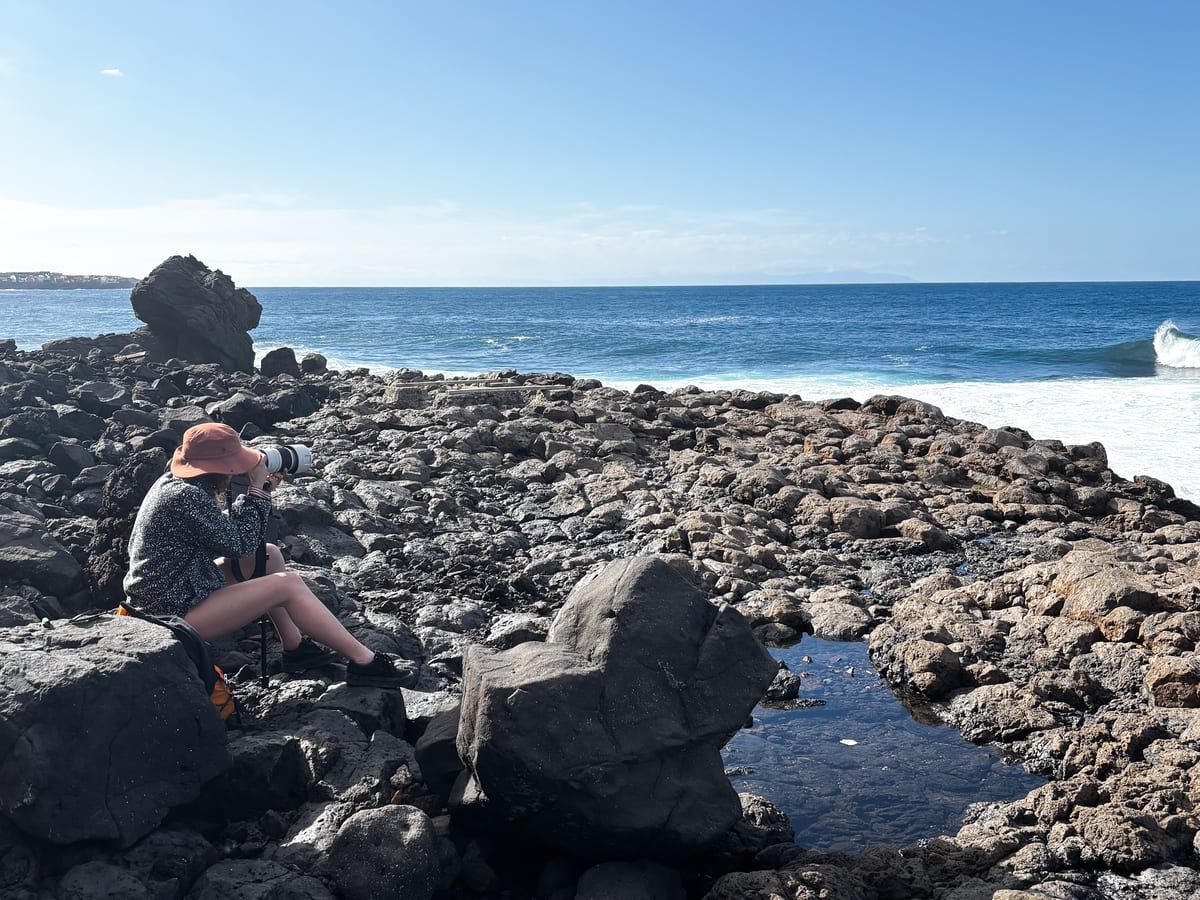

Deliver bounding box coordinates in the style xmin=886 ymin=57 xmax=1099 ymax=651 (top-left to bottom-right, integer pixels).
xmin=191 ymin=565 xmax=373 ymax=664
xmin=218 ymin=544 xmax=303 ymax=650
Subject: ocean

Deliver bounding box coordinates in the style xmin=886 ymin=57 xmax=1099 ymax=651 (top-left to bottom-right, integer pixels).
xmin=4 ymin=281 xmax=1199 ymax=500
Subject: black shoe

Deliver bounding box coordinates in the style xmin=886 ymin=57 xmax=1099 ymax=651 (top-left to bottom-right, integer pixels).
xmin=346 ymin=652 xmax=407 ymax=688
xmin=281 ymin=637 xmax=340 ymax=674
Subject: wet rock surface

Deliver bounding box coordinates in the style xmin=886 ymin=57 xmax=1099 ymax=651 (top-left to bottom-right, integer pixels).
xmin=0 ymin=322 xmax=1197 ymax=897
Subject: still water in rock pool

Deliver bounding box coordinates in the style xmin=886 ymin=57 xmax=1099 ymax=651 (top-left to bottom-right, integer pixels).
xmin=724 ymin=637 xmax=1044 ymax=853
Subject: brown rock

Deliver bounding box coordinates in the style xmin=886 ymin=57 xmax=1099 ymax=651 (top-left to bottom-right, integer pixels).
xmin=1146 ymin=655 xmax=1200 ymax=708
xmin=1054 ymin=561 xmax=1161 ymax=625
xmin=897 ymin=517 xmax=957 ymax=551
xmin=951 ymin=683 xmax=1059 ymax=742
xmin=1099 ymin=606 xmax=1145 ymax=642
xmin=893 ymin=638 xmax=964 ymax=698
xmin=829 ymin=496 xmax=883 ymax=539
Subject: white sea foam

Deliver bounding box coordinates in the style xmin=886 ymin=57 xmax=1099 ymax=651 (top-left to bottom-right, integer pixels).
xmin=1154 ymin=320 xmax=1200 ymax=368
xmin=909 ymin=378 xmax=1200 ymax=502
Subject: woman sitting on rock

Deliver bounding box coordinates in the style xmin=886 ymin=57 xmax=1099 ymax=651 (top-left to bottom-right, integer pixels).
xmin=124 ymin=422 xmax=404 ymax=687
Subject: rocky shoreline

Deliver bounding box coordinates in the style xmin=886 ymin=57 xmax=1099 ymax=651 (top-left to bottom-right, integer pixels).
xmin=2 ymin=313 xmax=1200 ymax=897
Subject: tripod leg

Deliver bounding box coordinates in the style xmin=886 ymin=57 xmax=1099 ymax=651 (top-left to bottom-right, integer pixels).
xmin=260 ymin=616 xmax=270 ymax=688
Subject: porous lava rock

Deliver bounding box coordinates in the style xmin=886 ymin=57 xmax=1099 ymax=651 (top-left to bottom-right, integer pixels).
xmin=0 ymin=494 xmax=88 ymax=614
xmin=186 ymin=859 xmax=336 ymax=900
xmin=4 ymin=322 xmax=1200 ymax=895
xmin=323 ymin=805 xmax=441 ymax=900
xmin=84 ymin=447 xmax=169 ymax=609
xmin=0 ymin=615 xmax=230 ymax=845
xmin=130 ymin=255 xmax=262 ymax=372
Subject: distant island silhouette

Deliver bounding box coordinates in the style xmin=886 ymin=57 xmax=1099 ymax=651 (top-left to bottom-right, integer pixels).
xmin=3 ymin=271 xmax=137 ymax=289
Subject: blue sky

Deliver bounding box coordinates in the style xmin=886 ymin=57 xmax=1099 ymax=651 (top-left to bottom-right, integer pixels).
xmin=1 ymin=1 xmax=1196 ymax=285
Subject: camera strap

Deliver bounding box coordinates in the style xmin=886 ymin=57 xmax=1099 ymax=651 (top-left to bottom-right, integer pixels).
xmin=230 ymin=542 xmax=269 ymax=583
xmin=229 ymin=541 xmax=273 ymax=688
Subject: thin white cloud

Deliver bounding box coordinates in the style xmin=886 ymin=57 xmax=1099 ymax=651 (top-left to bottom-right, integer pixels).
xmin=0 ymin=195 xmax=950 ymax=286
xmin=100 ymin=68 xmax=124 ymax=77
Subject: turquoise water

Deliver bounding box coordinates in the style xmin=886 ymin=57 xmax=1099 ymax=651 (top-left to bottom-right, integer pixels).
xmin=724 ymin=638 xmax=1044 ymax=852
xmin=3 ymin=282 xmax=1199 ymax=498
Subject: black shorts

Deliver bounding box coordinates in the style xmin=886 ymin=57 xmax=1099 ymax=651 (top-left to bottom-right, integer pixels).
xmin=230 ymin=543 xmax=268 ymax=582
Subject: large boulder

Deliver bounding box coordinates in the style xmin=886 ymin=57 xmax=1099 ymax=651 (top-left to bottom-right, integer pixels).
xmin=324 ymin=805 xmax=441 ymax=900
xmin=0 ymin=615 xmax=230 ymax=845
xmin=260 ymin=346 xmax=301 ymax=378
xmin=455 ymin=556 xmax=778 ymax=859
xmin=130 ymin=255 xmax=262 ymax=372
xmin=1145 ymin=655 xmax=1200 ymax=708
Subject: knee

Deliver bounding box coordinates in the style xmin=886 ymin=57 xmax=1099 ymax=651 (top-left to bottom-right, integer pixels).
xmin=264 ymin=543 xmax=285 ymax=572
xmin=272 ymin=571 xmax=306 ymax=597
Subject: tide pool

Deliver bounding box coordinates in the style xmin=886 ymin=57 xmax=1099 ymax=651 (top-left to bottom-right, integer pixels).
xmin=724 ymin=638 xmax=1044 ymax=853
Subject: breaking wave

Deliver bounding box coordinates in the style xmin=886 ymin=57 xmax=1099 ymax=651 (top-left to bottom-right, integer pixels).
xmin=1154 ymin=320 xmax=1200 ymax=369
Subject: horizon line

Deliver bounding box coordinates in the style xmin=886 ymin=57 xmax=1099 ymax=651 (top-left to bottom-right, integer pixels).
xmin=245 ymin=278 xmax=1200 ymax=289
xmin=5 ymin=277 xmax=1199 ymax=291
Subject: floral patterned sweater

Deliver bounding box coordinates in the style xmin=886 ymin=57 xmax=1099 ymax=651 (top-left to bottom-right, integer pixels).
xmin=123 ymin=473 xmax=271 ymax=617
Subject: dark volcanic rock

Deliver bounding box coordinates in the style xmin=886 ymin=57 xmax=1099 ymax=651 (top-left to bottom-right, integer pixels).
xmin=0 ymin=493 xmax=88 ymax=611
xmin=324 ymin=805 xmax=441 ymax=900
xmin=0 ymin=615 xmax=230 ymax=845
xmin=85 ymin=447 xmax=169 ymax=609
xmin=260 ymin=346 xmax=301 ymax=378
xmin=130 ymin=255 xmax=262 ymax=372
xmin=187 ymin=859 xmax=335 ymax=900
xmin=455 ymin=556 xmax=778 ymax=859
xmin=0 ymin=818 xmax=38 ymax=898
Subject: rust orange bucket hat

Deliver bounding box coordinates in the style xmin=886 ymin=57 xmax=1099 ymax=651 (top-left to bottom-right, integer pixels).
xmin=171 ymin=423 xmax=262 ymax=477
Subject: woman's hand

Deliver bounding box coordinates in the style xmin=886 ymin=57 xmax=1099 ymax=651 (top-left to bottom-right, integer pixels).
xmin=245 ymin=454 xmax=268 ymax=483
xmin=246 ymin=453 xmax=286 ymax=492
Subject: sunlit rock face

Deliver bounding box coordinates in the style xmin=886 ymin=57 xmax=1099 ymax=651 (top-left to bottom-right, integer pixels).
xmin=455 ymin=555 xmax=778 ymax=859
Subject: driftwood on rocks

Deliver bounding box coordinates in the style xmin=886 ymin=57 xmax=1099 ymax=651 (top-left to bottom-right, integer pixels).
xmin=454 ymin=556 xmax=778 ymax=859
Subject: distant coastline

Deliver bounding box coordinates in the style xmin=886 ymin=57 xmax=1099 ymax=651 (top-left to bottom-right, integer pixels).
xmin=1 ymin=271 xmax=136 ymax=289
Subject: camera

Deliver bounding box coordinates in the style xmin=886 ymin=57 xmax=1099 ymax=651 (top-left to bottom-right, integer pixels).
xmin=260 ymin=444 xmax=313 ymax=476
